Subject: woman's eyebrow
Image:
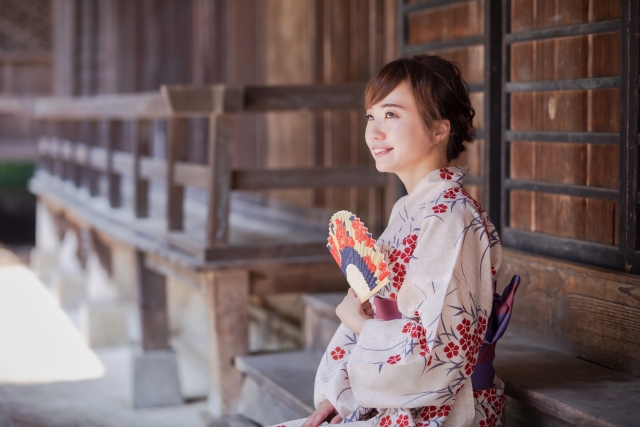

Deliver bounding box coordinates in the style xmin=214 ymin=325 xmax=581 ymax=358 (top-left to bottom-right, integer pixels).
xmin=380 ymin=103 xmax=405 ymax=109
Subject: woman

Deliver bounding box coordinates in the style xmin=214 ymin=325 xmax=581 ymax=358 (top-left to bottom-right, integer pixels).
xmin=276 ymin=55 xmax=506 ymax=427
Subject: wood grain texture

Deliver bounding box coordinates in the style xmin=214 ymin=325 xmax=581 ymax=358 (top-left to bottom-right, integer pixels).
xmin=136 ymin=250 xmax=170 ymax=351
xmin=133 ymin=119 xmax=150 ymax=218
xmin=249 ymin=262 xmax=347 ymax=296
xmin=166 ymin=117 xmax=187 ymax=231
xmin=203 ymin=269 xmax=250 ymax=415
xmin=105 ymin=120 xmax=122 ymax=208
xmin=206 ymin=114 xmax=234 ymax=247
xmin=499 ymin=248 xmax=640 ymax=377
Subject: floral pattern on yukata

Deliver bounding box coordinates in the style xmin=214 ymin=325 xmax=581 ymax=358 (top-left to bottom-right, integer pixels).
xmin=271 ymin=167 xmax=503 ymax=427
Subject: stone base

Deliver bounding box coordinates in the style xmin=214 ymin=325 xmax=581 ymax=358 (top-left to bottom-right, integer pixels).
xmin=52 ymin=273 xmax=87 ymax=309
xmin=131 ymin=348 xmax=183 ymax=408
xmin=80 ymin=301 xmax=128 ymax=348
xmin=30 ymin=248 xmax=59 ymax=287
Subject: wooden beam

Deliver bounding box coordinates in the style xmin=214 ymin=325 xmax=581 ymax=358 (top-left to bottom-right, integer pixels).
xmin=243 ymin=83 xmax=366 ymax=111
xmin=206 ymin=114 xmax=234 ymax=247
xmin=133 ymin=120 xmax=151 ymax=218
xmin=250 ymin=262 xmax=347 ymax=295
xmin=202 ymin=269 xmax=250 ymax=414
xmin=205 ymin=241 xmax=330 ymax=263
xmin=136 ymin=251 xmax=170 ymax=351
xmin=166 ymin=118 xmax=188 ymax=230
xmin=161 ymin=84 xmax=244 ymax=115
xmin=34 ymin=92 xmax=171 ymax=119
xmin=232 ymin=165 xmax=385 ymax=190
xmin=105 ymin=120 xmax=122 ymax=208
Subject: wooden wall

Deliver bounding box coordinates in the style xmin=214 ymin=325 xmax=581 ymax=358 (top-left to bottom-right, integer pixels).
xmin=509 ymin=0 xmax=621 ymax=246
xmin=405 ymin=0 xmax=486 ymax=203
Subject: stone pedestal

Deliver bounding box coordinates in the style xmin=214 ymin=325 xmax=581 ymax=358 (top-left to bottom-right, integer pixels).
xmin=131 ymin=348 xmax=183 ymax=408
xmin=52 ymin=273 xmax=87 ymax=309
xmin=80 ymin=301 xmax=128 ymax=348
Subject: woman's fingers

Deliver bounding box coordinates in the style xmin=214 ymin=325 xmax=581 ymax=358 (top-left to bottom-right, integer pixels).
xmin=329 ymin=414 xmax=343 ymax=424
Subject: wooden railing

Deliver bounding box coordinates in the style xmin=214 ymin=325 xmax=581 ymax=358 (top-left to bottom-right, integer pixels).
xmin=19 ymin=83 xmax=391 ymax=261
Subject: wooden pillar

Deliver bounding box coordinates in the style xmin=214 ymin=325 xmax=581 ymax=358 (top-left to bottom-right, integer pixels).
xmin=105 ymin=119 xmax=122 ymax=208
xmin=166 ymin=118 xmax=188 ymax=230
xmin=85 ymin=120 xmax=100 ymax=197
xmin=133 ymin=119 xmax=151 ymax=218
xmin=206 ymin=113 xmax=235 ymax=247
xmin=135 ymin=251 xmax=169 ymax=350
xmin=68 ymin=121 xmax=83 ymax=188
xmin=202 ymin=269 xmax=250 ymax=415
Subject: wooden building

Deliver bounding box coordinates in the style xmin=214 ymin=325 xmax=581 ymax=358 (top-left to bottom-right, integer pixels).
xmin=1 ymin=0 xmax=639 ymax=426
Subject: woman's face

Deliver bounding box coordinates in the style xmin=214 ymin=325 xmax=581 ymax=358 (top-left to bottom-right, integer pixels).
xmin=365 ymin=80 xmax=444 ymax=179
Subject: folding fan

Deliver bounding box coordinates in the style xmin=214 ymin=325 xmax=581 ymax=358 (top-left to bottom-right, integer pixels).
xmin=327 ymin=211 xmax=390 ymax=303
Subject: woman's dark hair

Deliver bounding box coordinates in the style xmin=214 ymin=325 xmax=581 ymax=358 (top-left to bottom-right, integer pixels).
xmin=365 ymin=54 xmax=476 ymax=163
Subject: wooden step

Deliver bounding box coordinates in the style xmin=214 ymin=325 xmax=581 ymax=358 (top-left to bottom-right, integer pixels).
xmin=302 ymin=292 xmax=342 ymax=352
xmin=236 ymin=334 xmax=640 ymax=426
xmin=235 ymin=351 xmax=321 ymax=425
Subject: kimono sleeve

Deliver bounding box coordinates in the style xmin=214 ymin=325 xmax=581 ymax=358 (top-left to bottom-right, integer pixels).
xmin=346 ymin=206 xmax=496 ymax=419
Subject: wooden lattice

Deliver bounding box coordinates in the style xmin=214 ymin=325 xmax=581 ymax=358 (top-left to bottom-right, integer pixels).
xmin=0 ymin=0 xmax=51 ymax=52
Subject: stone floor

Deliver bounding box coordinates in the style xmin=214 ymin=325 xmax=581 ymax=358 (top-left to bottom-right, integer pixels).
xmin=0 ymin=246 xmax=208 ymax=427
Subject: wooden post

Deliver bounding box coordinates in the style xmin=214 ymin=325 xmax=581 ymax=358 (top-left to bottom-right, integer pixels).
xmin=133 ymin=119 xmax=151 ymax=218
xmin=206 ymin=114 xmax=234 ymax=247
xmin=106 ymin=119 xmax=122 ymax=208
xmin=166 ymin=118 xmax=188 ymax=230
xmin=135 ymin=251 xmax=169 ymax=351
xmin=202 ymin=269 xmax=250 ymax=415
xmin=69 ymin=121 xmax=83 ymax=188
xmin=85 ymin=120 xmax=100 ymax=197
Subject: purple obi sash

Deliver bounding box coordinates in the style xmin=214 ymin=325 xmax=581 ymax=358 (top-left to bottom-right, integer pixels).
xmin=372 ymin=275 xmax=520 ymax=391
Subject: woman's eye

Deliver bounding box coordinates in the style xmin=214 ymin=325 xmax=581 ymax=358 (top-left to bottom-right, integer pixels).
xmin=385 ymin=111 xmax=397 ymax=119
xmin=365 ymin=114 xmax=373 ymax=121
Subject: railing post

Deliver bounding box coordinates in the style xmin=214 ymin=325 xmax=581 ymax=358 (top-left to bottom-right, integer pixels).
xmin=105 ymin=119 xmax=123 ymax=208
xmin=69 ymin=121 xmax=83 ymax=189
xmin=85 ymin=120 xmax=100 ymax=197
xmin=206 ymin=113 xmax=234 ymax=247
xmin=133 ymin=119 xmax=151 ymax=218
xmin=166 ymin=118 xmax=188 ymax=230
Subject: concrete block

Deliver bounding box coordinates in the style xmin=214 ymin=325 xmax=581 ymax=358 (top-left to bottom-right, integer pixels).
xmin=80 ymin=301 xmax=128 ymax=348
xmin=131 ymin=348 xmax=183 ymax=408
xmin=51 ymin=273 xmax=87 ymax=309
xmin=30 ymin=248 xmax=59 ymax=286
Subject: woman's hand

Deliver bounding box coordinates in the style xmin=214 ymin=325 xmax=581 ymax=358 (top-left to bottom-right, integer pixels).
xmin=335 ymin=289 xmax=374 ymax=334
xmin=302 ymin=399 xmax=338 ymax=427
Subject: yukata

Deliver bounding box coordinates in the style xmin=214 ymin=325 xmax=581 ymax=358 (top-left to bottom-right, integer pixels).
xmin=273 ymin=166 xmax=506 ymax=427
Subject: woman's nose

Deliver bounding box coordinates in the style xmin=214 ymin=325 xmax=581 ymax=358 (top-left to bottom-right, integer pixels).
xmin=366 ymin=122 xmax=385 ymax=140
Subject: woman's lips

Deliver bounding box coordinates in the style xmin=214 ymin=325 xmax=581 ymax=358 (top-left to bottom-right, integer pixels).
xmin=372 ymin=147 xmax=393 ymax=157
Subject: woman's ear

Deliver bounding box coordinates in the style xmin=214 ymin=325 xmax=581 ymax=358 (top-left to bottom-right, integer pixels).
xmin=432 ymin=120 xmax=451 ymax=145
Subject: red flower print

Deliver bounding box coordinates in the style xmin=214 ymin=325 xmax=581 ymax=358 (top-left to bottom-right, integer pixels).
xmin=330 ymin=346 xmax=345 ymax=360
xmin=387 ymin=354 xmax=401 ymax=364
xmin=459 ymin=335 xmax=470 ymax=351
xmin=380 ymin=416 xmax=392 ymax=427
xmin=491 ymin=266 xmax=497 ymax=276
xmin=439 ymin=168 xmax=454 ymax=180
xmin=432 ymin=204 xmax=447 ymax=214
xmin=477 ymin=316 xmax=488 ymax=335
xmin=402 ymin=321 xmax=413 ymax=334
xmin=437 ymin=405 xmax=451 ymax=417
xmin=389 ymin=292 xmax=397 ymax=300
xmin=396 ymin=414 xmax=409 ymax=427
xmin=420 ymin=406 xmax=438 ymax=419
xmin=414 ymin=310 xmax=420 ymax=318
xmin=392 ymin=262 xmax=406 ymax=275
xmin=400 ymin=246 xmax=414 ymax=262
xmin=474 ymin=390 xmax=482 ymax=399
xmin=479 ymin=420 xmax=490 ymax=427
xmin=444 ymin=342 xmax=460 ymax=359
xmin=465 ymin=356 xmax=477 ymax=375
xmin=388 ymin=248 xmax=401 ymax=264
xmin=456 ymin=318 xmax=471 ymax=335
xmin=410 ymin=324 xmax=425 ymax=338
xmin=443 ymin=188 xmax=460 ymax=199
xmin=402 ymin=234 xmax=418 ymax=247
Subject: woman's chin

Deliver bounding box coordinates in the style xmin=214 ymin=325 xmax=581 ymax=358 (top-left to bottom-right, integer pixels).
xmin=374 ymin=161 xmax=395 ymax=174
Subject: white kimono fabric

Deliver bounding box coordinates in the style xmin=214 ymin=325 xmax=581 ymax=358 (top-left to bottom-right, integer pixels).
xmin=272 ymin=167 xmax=505 ymax=427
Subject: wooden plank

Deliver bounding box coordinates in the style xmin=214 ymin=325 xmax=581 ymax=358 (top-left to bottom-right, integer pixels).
xmin=249 ymin=262 xmax=347 ymax=296
xmin=166 ymin=118 xmax=188 ymax=231
xmin=135 ymin=251 xmax=170 ymax=351
xmin=34 ymin=92 xmax=171 ymax=119
xmin=499 ymin=248 xmax=640 ymax=377
xmin=106 ymin=120 xmax=122 ymax=208
xmin=161 ymin=85 xmax=244 ymax=115
xmin=133 ymin=119 xmax=150 ymax=218
xmin=140 ymin=156 xmax=166 ymax=180
xmin=244 ymin=84 xmax=366 ymax=112
xmin=206 ymin=114 xmax=234 ymax=247
xmin=231 ymin=166 xmax=385 ymax=190
xmin=202 ymin=269 xmax=250 ymax=414
xmin=205 ymin=241 xmax=330 ymax=263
